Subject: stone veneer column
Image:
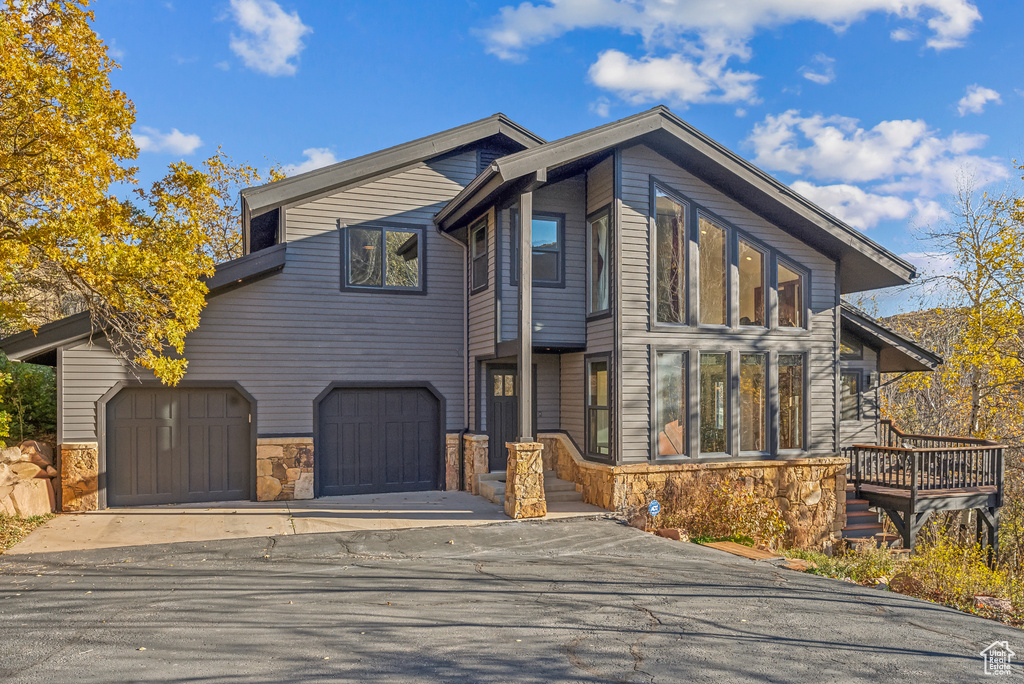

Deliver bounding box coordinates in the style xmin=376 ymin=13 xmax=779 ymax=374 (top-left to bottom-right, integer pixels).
xmin=59 ymin=443 xmax=99 ymax=512
xmin=445 ymin=433 xmax=460 ymax=491
xmin=462 ymin=434 xmax=488 ymax=494
xmin=256 ymin=438 xmax=314 ymax=501
xmin=504 ymin=442 xmax=546 ymax=519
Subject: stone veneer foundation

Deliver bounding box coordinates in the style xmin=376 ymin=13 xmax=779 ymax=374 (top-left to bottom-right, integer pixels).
xmin=539 ymin=433 xmax=847 ymax=550
xmin=445 ymin=433 xmax=460 ymax=491
xmin=256 ymin=438 xmax=313 ymax=501
xmin=505 ymin=442 xmax=546 ymax=519
xmin=59 ymin=442 xmax=99 ymax=512
xmin=462 ymin=434 xmax=488 ymax=494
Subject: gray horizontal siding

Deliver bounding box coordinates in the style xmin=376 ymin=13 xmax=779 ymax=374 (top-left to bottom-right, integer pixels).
xmin=618 ymin=144 xmax=839 ymax=463
xmin=501 ymin=177 xmax=587 ymax=346
xmin=61 ymin=151 xmax=479 ymax=441
xmin=560 ymin=352 xmax=585 ymax=451
xmin=586 ymin=157 xmax=615 ymax=354
xmin=840 ymin=345 xmax=879 ymax=447
xmin=468 ymin=208 xmax=496 ymax=431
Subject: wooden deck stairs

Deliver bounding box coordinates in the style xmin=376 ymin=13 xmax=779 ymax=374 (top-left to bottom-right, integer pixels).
xmin=841 ymin=484 xmax=901 ymax=548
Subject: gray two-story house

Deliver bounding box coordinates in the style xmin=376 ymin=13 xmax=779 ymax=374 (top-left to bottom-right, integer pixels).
xmin=8 ymin=106 xmax=1000 ymax=551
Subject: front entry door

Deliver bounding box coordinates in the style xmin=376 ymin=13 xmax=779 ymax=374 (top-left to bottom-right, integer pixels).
xmin=487 ymin=367 xmax=518 ymax=472
xmin=486 ymin=365 xmax=538 ymax=472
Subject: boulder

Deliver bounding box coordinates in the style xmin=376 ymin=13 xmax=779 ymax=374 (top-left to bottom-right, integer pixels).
xmin=974 ymin=595 xmax=1013 ymax=613
xmin=257 ymin=475 xmax=282 ymax=501
xmin=18 ymin=441 xmax=53 ymax=468
xmin=293 ymin=472 xmax=314 ymax=500
xmin=9 ymin=478 xmax=53 ymax=517
xmin=10 ymin=462 xmax=44 ymax=480
xmin=1 ymin=446 xmax=23 ymax=464
xmin=0 ymin=462 xmax=16 ymax=488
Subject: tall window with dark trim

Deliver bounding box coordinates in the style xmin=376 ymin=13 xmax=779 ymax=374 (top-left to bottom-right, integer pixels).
xmin=738 ymin=239 xmax=765 ymax=327
xmin=587 ymin=358 xmax=610 ymax=457
xmin=344 ymin=225 xmax=422 ymax=291
xmin=470 ymin=220 xmax=488 ymax=292
xmin=779 ymin=354 xmax=804 ymax=449
xmin=841 ymin=372 xmax=860 ymax=421
xmin=698 ymin=216 xmax=729 ymax=326
xmin=588 ymin=209 xmax=610 ymax=315
xmin=511 ymin=211 xmax=564 ymax=286
xmin=699 ymin=353 xmax=728 ymax=453
xmin=740 ymin=353 xmax=767 ymax=452
xmin=778 ymin=261 xmax=804 ymax=328
xmin=654 ymin=187 xmax=687 ymax=324
xmin=654 ymin=351 xmax=687 ymax=457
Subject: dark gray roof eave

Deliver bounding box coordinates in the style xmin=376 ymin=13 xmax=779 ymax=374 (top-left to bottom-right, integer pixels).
xmin=841 ymin=304 xmax=942 ymax=371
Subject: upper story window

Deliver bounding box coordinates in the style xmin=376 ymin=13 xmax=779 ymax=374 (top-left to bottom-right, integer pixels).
xmin=841 ymin=372 xmax=860 ymax=421
xmin=588 ymin=208 xmax=611 ymax=316
xmin=698 ymin=216 xmax=728 ymax=326
xmin=511 ymin=211 xmax=565 ymax=287
xmin=654 ymin=187 xmax=687 ymax=324
xmin=778 ymin=260 xmax=804 ymax=328
xmin=840 ymin=331 xmax=864 ymax=359
xmin=342 ymin=224 xmax=423 ymax=292
xmin=470 ymin=219 xmax=488 ymax=293
xmin=738 ymin=238 xmax=766 ymax=327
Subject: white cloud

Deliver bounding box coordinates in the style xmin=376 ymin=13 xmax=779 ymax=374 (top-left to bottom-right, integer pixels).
xmin=215 ymin=61 xmax=231 ymax=71
xmin=799 ymin=54 xmax=835 ymax=85
xmin=747 ymin=109 xmax=1007 ymax=197
xmin=589 ymin=97 xmax=612 ymax=117
xmin=902 ymin=251 xmax=956 ymax=277
xmin=588 ymin=49 xmax=760 ymax=107
xmin=133 ymin=127 xmax=202 ymax=155
xmin=890 ymin=27 xmax=915 ymax=41
xmin=791 ymin=181 xmax=912 ymax=229
xmin=956 ymin=84 xmax=1001 ymax=116
xmin=283 ymin=148 xmax=338 ymax=176
xmin=481 ymin=1 xmax=979 ymax=107
xmin=228 ymin=0 xmax=311 ymax=77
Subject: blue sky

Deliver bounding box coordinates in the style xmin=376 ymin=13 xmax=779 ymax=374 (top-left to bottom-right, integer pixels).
xmin=95 ymin=0 xmax=1022 ymax=309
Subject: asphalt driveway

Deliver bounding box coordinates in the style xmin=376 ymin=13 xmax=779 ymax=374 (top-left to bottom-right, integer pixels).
xmin=0 ymin=517 xmax=1018 ymax=682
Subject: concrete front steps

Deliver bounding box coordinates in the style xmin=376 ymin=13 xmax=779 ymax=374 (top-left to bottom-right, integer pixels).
xmin=842 ymin=484 xmax=901 ymax=549
xmin=477 ymin=471 xmax=584 ymax=507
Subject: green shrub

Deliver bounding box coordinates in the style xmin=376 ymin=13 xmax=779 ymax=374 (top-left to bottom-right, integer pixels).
xmin=0 ymin=353 xmax=56 ymax=446
xmin=911 ymin=534 xmax=1010 ymax=611
xmin=659 ymin=473 xmax=788 ymax=550
xmin=786 ymin=543 xmax=906 ymax=583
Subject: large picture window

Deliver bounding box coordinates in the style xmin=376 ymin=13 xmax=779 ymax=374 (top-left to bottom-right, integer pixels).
xmin=587 ymin=358 xmax=610 ymax=457
xmin=344 ymin=225 xmax=422 ymax=291
xmin=654 ymin=351 xmax=687 ymax=457
xmin=588 ymin=209 xmax=610 ymax=315
xmin=654 ymin=188 xmax=687 ymax=324
xmin=738 ymin=239 xmax=765 ymax=327
xmin=779 ymin=354 xmax=804 ymax=450
xmin=698 ymin=217 xmax=728 ymax=326
xmin=778 ymin=261 xmax=804 ymax=328
xmin=511 ymin=211 xmax=564 ymax=286
xmin=470 ymin=219 xmax=488 ymax=293
xmin=699 ymin=353 xmax=728 ymax=453
xmin=740 ymin=353 xmax=767 ymax=452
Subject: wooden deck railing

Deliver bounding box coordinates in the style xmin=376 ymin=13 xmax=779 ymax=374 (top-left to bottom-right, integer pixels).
xmin=849 ymin=420 xmax=1005 ymax=496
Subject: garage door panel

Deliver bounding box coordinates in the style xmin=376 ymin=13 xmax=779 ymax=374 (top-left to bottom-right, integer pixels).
xmin=319 ymin=387 xmax=440 ymax=497
xmin=107 ymin=387 xmax=251 ymax=506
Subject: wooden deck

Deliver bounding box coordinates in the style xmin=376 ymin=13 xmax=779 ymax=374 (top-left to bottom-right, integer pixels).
xmin=847 ymin=421 xmax=1005 ymax=553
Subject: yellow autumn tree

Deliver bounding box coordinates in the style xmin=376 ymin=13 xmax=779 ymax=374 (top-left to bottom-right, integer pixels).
xmin=1 ymin=1 xmax=286 ymax=387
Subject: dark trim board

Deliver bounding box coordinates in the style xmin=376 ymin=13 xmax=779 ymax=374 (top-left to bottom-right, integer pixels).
xmin=95 ymin=380 xmax=259 ymax=509
xmin=311 ymin=381 xmax=447 ymax=496
xmin=337 ymin=220 xmax=429 ymax=296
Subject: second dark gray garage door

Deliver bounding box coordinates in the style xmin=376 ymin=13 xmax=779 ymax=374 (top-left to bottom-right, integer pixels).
xmin=317 ymin=387 xmax=441 ymax=496
xmin=106 ymin=387 xmax=251 ymax=506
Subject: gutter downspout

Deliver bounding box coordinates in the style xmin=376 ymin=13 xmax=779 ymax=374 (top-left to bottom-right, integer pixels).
xmin=438 ymin=225 xmax=470 ymax=490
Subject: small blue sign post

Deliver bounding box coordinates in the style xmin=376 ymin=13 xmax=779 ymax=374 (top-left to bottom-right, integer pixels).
xmin=648 ymin=500 xmax=661 ymax=517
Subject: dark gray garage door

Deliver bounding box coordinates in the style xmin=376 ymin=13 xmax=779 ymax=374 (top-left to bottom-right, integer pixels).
xmin=318 ymin=387 xmax=441 ymax=496
xmin=106 ymin=387 xmax=251 ymax=506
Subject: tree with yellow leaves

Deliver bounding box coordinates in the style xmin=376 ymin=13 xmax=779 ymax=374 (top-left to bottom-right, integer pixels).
xmin=1 ymin=1 xmax=283 ymax=388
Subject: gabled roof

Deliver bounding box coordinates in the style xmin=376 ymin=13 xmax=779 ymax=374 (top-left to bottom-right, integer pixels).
xmin=841 ymin=303 xmax=942 ymax=373
xmin=436 ymin=106 xmax=916 ymax=294
xmin=241 ymin=113 xmax=545 ymax=215
xmin=0 ymin=243 xmax=288 ymax=365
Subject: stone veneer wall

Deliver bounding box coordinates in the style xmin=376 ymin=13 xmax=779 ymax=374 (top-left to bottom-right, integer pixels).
xmin=60 ymin=442 xmax=99 ymax=512
xmin=539 ymin=434 xmax=847 ymax=550
xmin=462 ymin=434 xmax=488 ymax=494
xmin=445 ymin=433 xmax=460 ymax=491
xmin=256 ymin=438 xmax=313 ymax=501
xmin=504 ymin=442 xmax=546 ymax=519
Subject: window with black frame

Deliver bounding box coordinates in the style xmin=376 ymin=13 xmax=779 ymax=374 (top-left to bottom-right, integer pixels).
xmin=654 ymin=351 xmax=687 ymax=457
xmin=511 ymin=211 xmax=564 ymax=286
xmin=699 ymin=353 xmax=728 ymax=453
xmin=841 ymin=372 xmax=860 ymax=421
xmin=587 ymin=358 xmax=610 ymax=457
xmin=344 ymin=224 xmax=422 ymax=291
xmin=654 ymin=187 xmax=687 ymax=324
xmin=778 ymin=260 xmax=805 ymax=328
xmin=588 ymin=209 xmax=610 ymax=315
xmin=470 ymin=219 xmax=488 ymax=292
xmin=779 ymin=354 xmax=804 ymax=449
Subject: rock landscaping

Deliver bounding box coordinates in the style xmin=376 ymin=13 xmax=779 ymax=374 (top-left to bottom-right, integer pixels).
xmin=0 ymin=441 xmax=57 ymax=517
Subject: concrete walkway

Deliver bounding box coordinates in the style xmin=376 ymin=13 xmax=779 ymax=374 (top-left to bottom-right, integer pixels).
xmin=6 ymin=491 xmax=607 ymax=554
